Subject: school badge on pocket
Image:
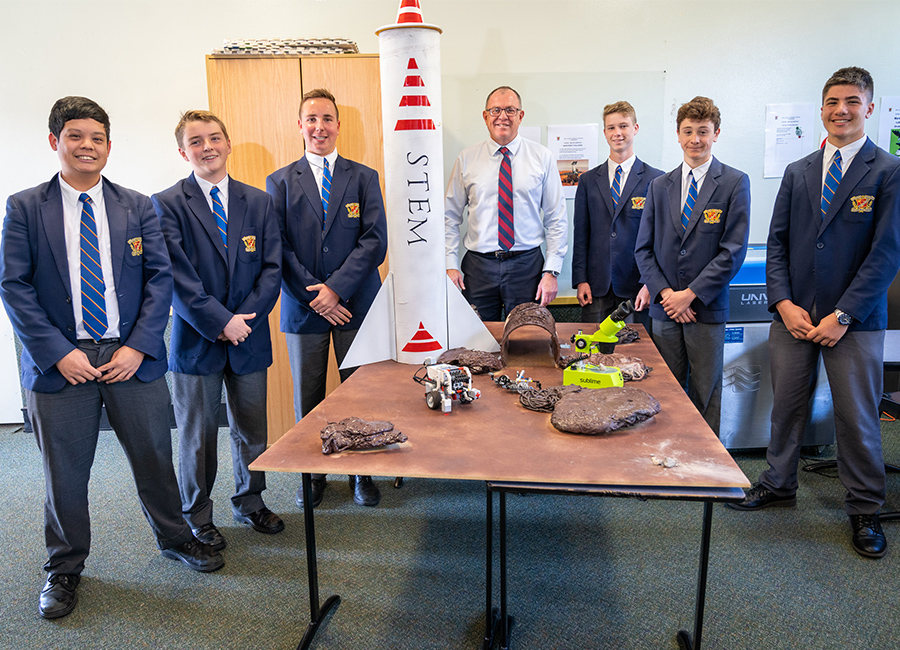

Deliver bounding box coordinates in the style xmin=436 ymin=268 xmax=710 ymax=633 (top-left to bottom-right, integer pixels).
xmin=242 ymin=235 xmax=257 ymax=252
xmin=127 ymin=237 xmax=143 ymax=256
xmin=346 ymin=203 xmax=360 ymax=218
xmin=850 ymin=195 xmax=875 ymax=213
xmin=703 ymin=209 xmax=723 ymax=224
xmin=631 ymin=197 xmax=646 ymax=210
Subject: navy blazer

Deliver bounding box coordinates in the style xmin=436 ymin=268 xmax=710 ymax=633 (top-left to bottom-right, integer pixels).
xmin=767 ymin=138 xmax=900 ymax=332
xmin=0 ymin=175 xmax=172 ymax=393
xmin=634 ymin=157 xmax=750 ymax=323
xmin=266 ymin=156 xmax=387 ymax=334
xmin=571 ymin=158 xmax=663 ymax=298
xmin=152 ymin=174 xmax=282 ymax=375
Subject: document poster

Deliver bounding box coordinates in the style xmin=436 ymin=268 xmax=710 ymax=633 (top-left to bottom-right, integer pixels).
xmin=548 ymin=124 xmax=599 ymax=198
xmin=877 ymin=96 xmax=900 ymax=157
xmin=764 ymin=103 xmax=817 ymax=178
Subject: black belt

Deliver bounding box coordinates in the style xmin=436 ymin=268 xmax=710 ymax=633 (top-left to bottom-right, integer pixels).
xmin=470 ymin=247 xmax=538 ymax=260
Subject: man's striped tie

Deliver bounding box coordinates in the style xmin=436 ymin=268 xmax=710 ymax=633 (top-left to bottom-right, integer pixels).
xmin=210 ymin=186 xmax=227 ymax=247
xmin=612 ymin=164 xmax=623 ymax=210
xmin=821 ymin=150 xmax=842 ymax=219
xmin=322 ymin=158 xmax=332 ymax=225
xmin=498 ymin=146 xmax=514 ymax=250
xmin=79 ymin=193 xmax=107 ymax=341
xmin=681 ymin=170 xmax=697 ymax=231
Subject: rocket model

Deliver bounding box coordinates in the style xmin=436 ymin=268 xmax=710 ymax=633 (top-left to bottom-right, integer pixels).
xmin=341 ymin=0 xmax=499 ymax=368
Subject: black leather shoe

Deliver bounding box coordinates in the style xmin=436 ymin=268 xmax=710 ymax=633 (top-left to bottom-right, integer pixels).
xmin=161 ymin=539 xmax=224 ymax=572
xmin=234 ymin=507 xmax=285 ymax=534
xmin=726 ymin=482 xmax=796 ymax=510
xmin=295 ymin=477 xmax=327 ymax=509
xmin=192 ymin=523 xmax=226 ymax=551
xmin=39 ymin=573 xmax=79 ymax=619
xmin=350 ymin=475 xmax=380 ymax=507
xmin=850 ymin=514 xmax=887 ymax=558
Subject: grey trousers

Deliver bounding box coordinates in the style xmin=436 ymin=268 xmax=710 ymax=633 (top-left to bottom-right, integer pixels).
xmin=27 ymin=339 xmax=192 ymax=576
xmin=650 ymin=318 xmax=725 ymax=435
xmin=172 ymin=368 xmax=268 ymax=528
xmin=759 ymin=321 xmax=885 ymax=515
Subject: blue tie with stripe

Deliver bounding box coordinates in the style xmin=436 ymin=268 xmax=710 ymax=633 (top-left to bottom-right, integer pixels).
xmin=210 ymin=186 xmax=227 ymax=248
xmin=79 ymin=193 xmax=108 ymax=342
xmin=821 ymin=150 xmax=842 ymax=219
xmin=612 ymin=164 xmax=623 ymax=210
xmin=681 ymin=170 xmax=697 ymax=231
xmin=321 ymin=158 xmax=332 ymax=225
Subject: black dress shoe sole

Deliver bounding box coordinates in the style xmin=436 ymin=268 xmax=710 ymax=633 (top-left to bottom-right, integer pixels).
xmin=233 ymin=513 xmax=285 ymax=534
xmin=39 ymin=593 xmax=77 ymax=619
xmin=160 ymin=549 xmax=225 ymax=572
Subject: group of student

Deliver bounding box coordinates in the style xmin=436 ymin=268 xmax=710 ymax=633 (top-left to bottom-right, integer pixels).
xmin=445 ymin=66 xmax=900 ymax=564
xmin=0 ymin=88 xmax=387 ymax=620
xmin=1 ymin=63 xmax=898 ymax=622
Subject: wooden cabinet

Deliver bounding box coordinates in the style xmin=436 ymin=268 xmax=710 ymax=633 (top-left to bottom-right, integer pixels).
xmin=206 ymin=54 xmax=385 ymax=443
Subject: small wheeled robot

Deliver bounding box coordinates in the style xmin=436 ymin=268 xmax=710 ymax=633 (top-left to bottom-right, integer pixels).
xmin=413 ymin=359 xmax=481 ymax=413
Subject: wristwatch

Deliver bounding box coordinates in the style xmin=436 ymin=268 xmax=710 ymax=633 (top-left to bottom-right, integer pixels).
xmin=833 ymin=308 xmax=852 ymax=326
xmin=543 ymin=270 xmax=559 ymax=277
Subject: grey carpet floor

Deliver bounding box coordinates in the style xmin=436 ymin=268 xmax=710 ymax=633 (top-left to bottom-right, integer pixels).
xmin=1 ymin=422 xmax=899 ymax=650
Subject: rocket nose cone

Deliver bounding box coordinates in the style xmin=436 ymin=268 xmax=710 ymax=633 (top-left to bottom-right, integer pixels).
xmin=396 ymin=0 xmax=425 ymax=23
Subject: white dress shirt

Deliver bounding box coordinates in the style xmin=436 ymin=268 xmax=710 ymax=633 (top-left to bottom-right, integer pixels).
xmin=680 ymin=157 xmax=714 ymax=210
xmin=59 ymin=174 xmax=120 ymax=339
xmin=606 ymin=153 xmax=637 ymax=191
xmin=194 ymin=173 xmax=230 ymax=218
xmin=822 ymin=135 xmax=867 ymax=191
xmin=444 ymin=135 xmax=568 ymax=273
xmin=306 ymin=149 xmax=339 ymax=200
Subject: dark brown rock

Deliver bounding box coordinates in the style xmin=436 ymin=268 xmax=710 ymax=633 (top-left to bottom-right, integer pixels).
xmin=321 ymin=417 xmax=408 ymax=454
xmin=550 ymin=386 xmax=661 ymax=434
xmin=437 ymin=347 xmax=504 ymax=374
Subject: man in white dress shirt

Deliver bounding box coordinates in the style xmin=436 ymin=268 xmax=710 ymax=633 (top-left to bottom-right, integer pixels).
xmin=444 ymin=86 xmax=568 ymax=321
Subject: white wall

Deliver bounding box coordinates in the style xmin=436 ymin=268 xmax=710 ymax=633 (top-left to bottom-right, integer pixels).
xmin=1 ymin=0 xmax=898 ymax=420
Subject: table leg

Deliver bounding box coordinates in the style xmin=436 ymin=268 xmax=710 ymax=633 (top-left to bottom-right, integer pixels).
xmin=297 ymin=472 xmax=340 ymax=650
xmin=676 ymin=500 xmax=714 ymax=650
xmin=499 ymin=491 xmax=514 ymax=650
xmin=482 ymin=485 xmax=500 ymax=650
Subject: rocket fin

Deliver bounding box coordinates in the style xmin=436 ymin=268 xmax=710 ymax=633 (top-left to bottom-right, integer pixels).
xmin=339 ymin=273 xmax=398 ymax=369
xmin=445 ymin=275 xmax=501 ymax=352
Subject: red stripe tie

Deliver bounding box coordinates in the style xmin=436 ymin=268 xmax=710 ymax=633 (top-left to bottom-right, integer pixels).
xmin=497 ymin=147 xmax=514 ymax=251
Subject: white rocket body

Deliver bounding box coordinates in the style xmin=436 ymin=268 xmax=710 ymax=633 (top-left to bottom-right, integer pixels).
xmin=340 ymin=4 xmax=499 ymax=369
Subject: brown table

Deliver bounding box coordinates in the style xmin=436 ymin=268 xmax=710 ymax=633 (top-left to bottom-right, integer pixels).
xmin=251 ymin=323 xmax=750 ymax=649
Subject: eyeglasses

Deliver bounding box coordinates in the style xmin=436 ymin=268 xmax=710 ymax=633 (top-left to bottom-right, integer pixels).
xmin=486 ymin=107 xmax=521 ymax=117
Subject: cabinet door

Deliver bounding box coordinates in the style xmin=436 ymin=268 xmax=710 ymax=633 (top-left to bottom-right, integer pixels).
xmin=206 ymin=56 xmax=305 ymax=190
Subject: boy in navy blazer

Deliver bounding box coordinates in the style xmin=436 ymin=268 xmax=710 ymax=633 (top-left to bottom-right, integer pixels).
xmin=152 ymin=111 xmax=284 ymax=550
xmin=728 ymin=68 xmax=900 ymax=559
xmin=266 ymin=89 xmax=387 ymax=509
xmin=571 ymin=101 xmax=663 ymax=328
xmin=635 ymin=96 xmax=750 ymax=435
xmin=0 ymin=97 xmax=222 ymax=620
